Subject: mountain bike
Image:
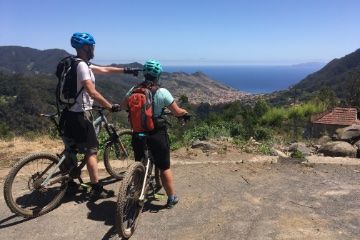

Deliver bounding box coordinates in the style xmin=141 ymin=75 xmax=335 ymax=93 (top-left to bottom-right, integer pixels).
xmin=115 ymin=114 xmax=190 ymax=239
xmin=3 ymin=106 xmax=133 ymax=218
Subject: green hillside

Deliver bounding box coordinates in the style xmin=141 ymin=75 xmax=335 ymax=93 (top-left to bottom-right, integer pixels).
xmin=269 ymin=48 xmax=360 ymax=106
xmin=0 ymin=46 xmax=251 ymax=135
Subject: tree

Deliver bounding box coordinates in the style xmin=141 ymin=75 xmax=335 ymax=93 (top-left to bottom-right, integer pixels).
xmin=346 ymin=70 xmax=360 ymax=109
xmin=254 ymin=99 xmax=270 ymax=118
xmin=313 ymin=87 xmax=338 ymax=109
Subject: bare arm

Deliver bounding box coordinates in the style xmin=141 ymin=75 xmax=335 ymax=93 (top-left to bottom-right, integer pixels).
xmin=90 ymin=64 xmax=125 ymax=74
xmin=167 ymin=101 xmax=188 ymax=117
xmin=82 ymin=80 xmax=112 ymax=110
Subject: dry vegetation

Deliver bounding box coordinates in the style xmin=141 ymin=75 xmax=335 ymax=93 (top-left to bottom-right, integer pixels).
xmin=0 ymin=136 xmax=63 ymax=168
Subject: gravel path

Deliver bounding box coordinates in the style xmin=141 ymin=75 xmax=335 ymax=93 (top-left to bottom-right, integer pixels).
xmin=1 ymin=160 xmax=360 ymax=240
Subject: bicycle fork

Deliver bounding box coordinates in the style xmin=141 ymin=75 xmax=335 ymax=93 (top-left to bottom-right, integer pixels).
xmin=139 ymin=157 xmax=151 ymax=201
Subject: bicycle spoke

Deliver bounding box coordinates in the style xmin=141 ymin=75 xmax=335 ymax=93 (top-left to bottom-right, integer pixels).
xmin=104 ymin=131 xmax=134 ymax=179
xmin=5 ymin=153 xmax=67 ymax=217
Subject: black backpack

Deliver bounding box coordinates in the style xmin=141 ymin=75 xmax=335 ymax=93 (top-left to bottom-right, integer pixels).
xmin=55 ymin=56 xmax=84 ymax=112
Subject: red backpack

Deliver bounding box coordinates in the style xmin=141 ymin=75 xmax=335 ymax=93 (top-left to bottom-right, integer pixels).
xmin=127 ymin=83 xmax=159 ymax=133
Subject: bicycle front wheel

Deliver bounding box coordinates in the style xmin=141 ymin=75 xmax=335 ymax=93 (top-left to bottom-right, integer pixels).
xmin=3 ymin=153 xmax=67 ymax=218
xmin=103 ymin=130 xmax=134 ymax=179
xmin=116 ymin=162 xmax=145 ymax=239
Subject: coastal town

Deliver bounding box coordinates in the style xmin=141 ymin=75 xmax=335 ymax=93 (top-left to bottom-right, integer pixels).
xmin=162 ymin=71 xmax=257 ymax=105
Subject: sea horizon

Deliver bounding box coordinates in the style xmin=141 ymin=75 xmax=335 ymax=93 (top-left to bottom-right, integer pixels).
xmin=163 ymin=64 xmax=324 ymax=94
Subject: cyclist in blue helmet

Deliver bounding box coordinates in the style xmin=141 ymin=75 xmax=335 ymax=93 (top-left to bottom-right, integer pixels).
xmin=122 ymin=60 xmax=188 ymax=208
xmin=61 ymin=32 xmax=140 ymax=200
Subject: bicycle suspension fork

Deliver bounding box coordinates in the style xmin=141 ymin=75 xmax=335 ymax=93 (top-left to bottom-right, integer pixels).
xmin=139 ymin=157 xmax=151 ymax=201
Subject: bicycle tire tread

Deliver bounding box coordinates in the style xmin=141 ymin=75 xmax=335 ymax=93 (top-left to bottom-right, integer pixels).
xmin=115 ymin=162 xmax=145 ymax=238
xmin=3 ymin=152 xmax=67 ymax=218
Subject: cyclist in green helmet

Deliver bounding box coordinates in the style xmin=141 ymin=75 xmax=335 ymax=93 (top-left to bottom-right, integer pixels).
xmin=122 ymin=60 xmax=188 ymax=208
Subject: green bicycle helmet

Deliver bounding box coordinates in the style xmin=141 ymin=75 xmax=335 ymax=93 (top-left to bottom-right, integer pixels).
xmin=143 ymin=60 xmax=163 ymax=82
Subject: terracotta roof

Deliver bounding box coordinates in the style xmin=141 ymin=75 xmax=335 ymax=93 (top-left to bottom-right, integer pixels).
xmin=311 ymin=107 xmax=360 ymax=126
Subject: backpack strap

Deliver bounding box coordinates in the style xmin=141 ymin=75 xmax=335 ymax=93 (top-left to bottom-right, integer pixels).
xmin=66 ymin=57 xmax=86 ymax=109
xmin=150 ymin=85 xmax=160 ymax=123
xmin=72 ymin=57 xmax=86 ymax=98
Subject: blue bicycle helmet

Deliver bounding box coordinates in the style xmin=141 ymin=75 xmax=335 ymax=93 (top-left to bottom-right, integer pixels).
xmin=71 ymin=32 xmax=96 ymax=49
xmin=143 ymin=60 xmax=163 ymax=81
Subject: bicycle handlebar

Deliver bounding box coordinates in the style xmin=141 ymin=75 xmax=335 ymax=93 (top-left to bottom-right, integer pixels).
xmin=92 ymin=105 xmax=107 ymax=111
xmin=162 ymin=110 xmax=191 ymax=121
xmin=179 ymin=114 xmax=191 ymax=122
xmin=39 ymin=113 xmax=58 ymax=119
xmin=159 ymin=111 xmax=192 ymax=127
xmin=92 ymin=105 xmax=122 ymax=113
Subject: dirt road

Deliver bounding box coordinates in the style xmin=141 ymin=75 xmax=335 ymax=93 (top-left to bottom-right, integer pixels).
xmin=1 ymin=159 xmax=360 ymax=240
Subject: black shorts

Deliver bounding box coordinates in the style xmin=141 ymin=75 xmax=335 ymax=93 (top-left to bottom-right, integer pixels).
xmin=132 ymin=128 xmax=171 ymax=170
xmin=59 ymin=110 xmax=99 ymax=155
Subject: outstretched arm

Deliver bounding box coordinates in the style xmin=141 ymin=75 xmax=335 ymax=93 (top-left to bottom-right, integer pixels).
xmin=90 ymin=64 xmax=125 ymax=74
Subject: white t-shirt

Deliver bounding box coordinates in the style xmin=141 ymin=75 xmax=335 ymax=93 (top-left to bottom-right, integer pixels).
xmin=69 ymin=61 xmax=95 ymax=112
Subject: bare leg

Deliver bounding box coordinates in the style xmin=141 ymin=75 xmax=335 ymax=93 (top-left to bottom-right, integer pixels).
xmin=86 ymin=153 xmax=99 ymax=184
xmin=160 ymin=168 xmax=175 ymax=196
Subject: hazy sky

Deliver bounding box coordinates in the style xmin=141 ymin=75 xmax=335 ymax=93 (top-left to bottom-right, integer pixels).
xmin=1 ymin=0 xmax=359 ymax=65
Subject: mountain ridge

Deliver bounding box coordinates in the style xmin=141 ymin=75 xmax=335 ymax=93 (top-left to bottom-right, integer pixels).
xmin=269 ymin=48 xmax=360 ymax=105
xmin=0 ymin=46 xmax=252 ymax=105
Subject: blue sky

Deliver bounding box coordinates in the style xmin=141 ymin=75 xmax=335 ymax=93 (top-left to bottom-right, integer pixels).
xmin=0 ymin=0 xmax=359 ymax=65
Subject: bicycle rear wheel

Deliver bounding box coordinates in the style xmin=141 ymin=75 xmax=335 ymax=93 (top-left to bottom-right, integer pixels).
xmin=103 ymin=130 xmax=134 ymax=179
xmin=3 ymin=153 xmax=67 ymax=218
xmin=116 ymin=162 xmax=145 ymax=239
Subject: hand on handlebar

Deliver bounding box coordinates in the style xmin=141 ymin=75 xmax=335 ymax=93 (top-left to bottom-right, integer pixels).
xmin=181 ymin=114 xmax=191 ymax=122
xmin=162 ymin=109 xmax=191 ymax=121
xmin=177 ymin=114 xmax=191 ymax=126
xmin=111 ymin=104 xmax=121 ymax=112
xmin=123 ymin=67 xmax=141 ymax=76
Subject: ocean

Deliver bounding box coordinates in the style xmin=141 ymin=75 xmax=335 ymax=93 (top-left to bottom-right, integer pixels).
xmin=163 ymin=65 xmax=323 ymax=94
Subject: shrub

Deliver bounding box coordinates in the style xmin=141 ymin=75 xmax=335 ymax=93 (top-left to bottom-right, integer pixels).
xmin=261 ymin=107 xmax=287 ymax=127
xmin=168 ymin=131 xmax=183 ymax=151
xmin=254 ymin=127 xmax=272 ymax=141
xmin=0 ymin=123 xmax=10 ymax=138
xmin=291 ymin=150 xmax=305 ymax=159
xmin=258 ymin=143 xmax=273 ymax=155
xmin=229 ymin=123 xmax=246 ymax=139
xmin=97 ymin=131 xmax=109 ymax=158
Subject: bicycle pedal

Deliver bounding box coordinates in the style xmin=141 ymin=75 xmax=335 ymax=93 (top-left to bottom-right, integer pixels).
xmin=80 ymin=183 xmax=91 ymax=192
xmin=154 ymin=193 xmax=166 ymax=200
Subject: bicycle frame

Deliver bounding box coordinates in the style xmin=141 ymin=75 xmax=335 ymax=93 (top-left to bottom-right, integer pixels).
xmin=39 ymin=107 xmax=120 ymax=188
xmin=40 ymin=153 xmax=66 ymax=187
xmin=93 ymin=109 xmax=120 ymax=142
